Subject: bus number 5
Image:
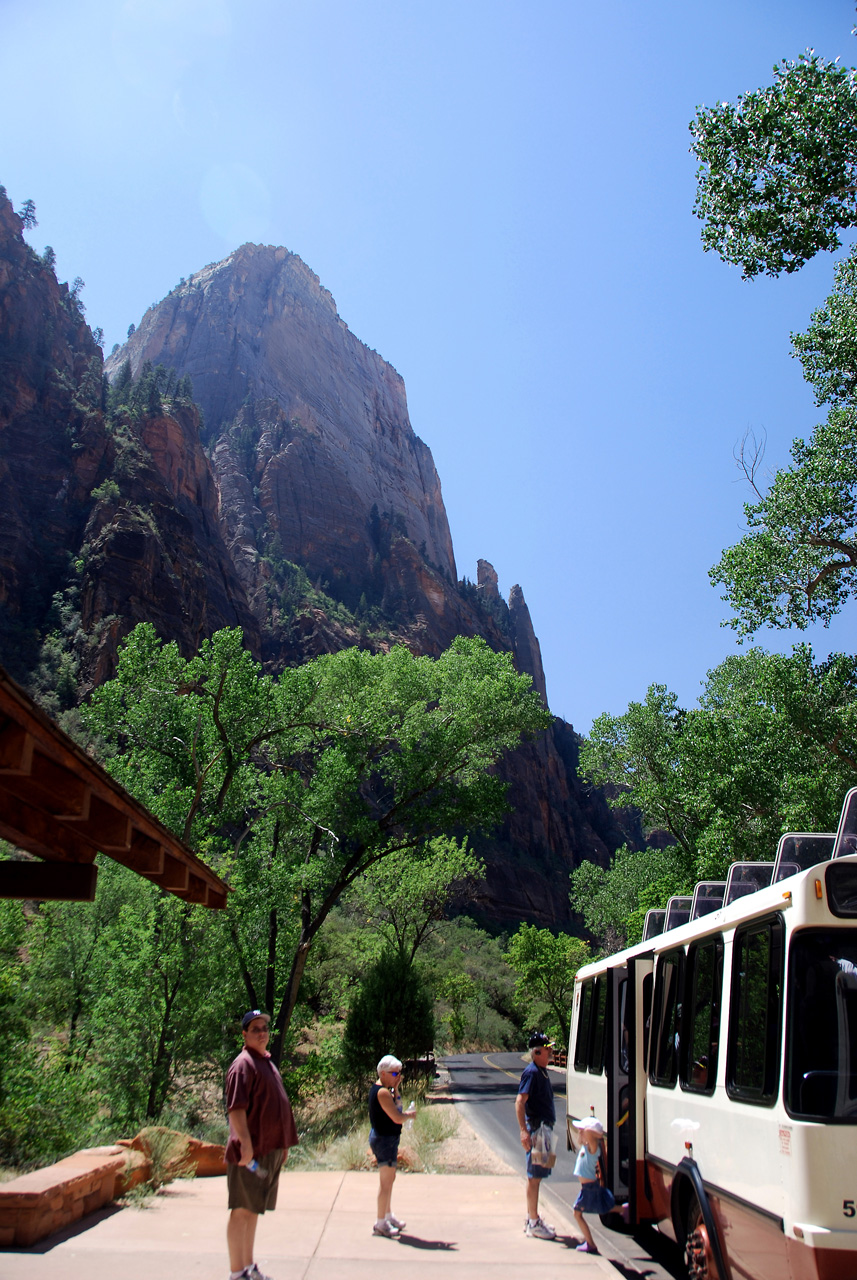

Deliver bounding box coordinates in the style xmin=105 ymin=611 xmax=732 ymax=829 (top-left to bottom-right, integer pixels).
xmin=844 ymin=1200 xmax=856 ymax=1218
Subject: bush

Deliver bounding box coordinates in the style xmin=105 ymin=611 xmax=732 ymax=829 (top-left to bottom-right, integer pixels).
xmin=340 ymin=950 xmax=435 ymax=1083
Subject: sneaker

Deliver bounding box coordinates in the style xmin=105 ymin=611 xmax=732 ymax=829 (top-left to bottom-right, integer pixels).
xmin=525 ymin=1219 xmax=555 ymax=1239
xmin=576 ymin=1242 xmax=598 ymax=1254
xmin=537 ymin=1216 xmax=555 ymax=1236
xmin=386 ymin=1212 xmax=406 ymax=1230
xmin=248 ymin=1267 xmax=274 ymax=1280
xmin=373 ymin=1219 xmax=400 ymax=1237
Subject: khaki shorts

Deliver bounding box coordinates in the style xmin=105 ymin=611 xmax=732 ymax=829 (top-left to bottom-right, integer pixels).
xmin=227 ymin=1149 xmax=284 ymax=1214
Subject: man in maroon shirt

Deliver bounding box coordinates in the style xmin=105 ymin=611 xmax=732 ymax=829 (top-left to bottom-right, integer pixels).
xmin=225 ymin=1010 xmax=299 ymax=1280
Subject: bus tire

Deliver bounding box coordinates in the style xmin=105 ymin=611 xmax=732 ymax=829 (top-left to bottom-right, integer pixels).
xmin=685 ymin=1195 xmax=719 ymax=1280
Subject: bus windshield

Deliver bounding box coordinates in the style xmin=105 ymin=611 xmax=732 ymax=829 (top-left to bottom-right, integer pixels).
xmin=786 ymin=929 xmax=857 ymax=1121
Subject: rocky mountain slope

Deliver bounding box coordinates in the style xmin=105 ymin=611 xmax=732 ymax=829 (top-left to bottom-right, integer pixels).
xmin=0 ymin=192 xmax=642 ymax=930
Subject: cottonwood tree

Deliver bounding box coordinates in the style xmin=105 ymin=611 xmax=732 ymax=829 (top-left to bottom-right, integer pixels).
xmin=85 ymin=624 xmax=549 ymax=1064
xmin=690 ymin=51 xmax=857 ymax=279
xmin=346 ymin=836 xmax=484 ymax=963
xmin=711 ymin=408 xmax=857 ymax=634
xmin=506 ymin=924 xmax=588 ymax=1048
xmin=576 ymin=647 xmax=857 ymax=942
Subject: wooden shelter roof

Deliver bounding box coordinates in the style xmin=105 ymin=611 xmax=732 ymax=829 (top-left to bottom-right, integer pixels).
xmin=0 ymin=665 xmax=228 ymax=907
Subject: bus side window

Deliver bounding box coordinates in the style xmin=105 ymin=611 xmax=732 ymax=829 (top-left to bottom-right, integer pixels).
xmin=650 ymin=948 xmax=684 ymax=1088
xmin=574 ymin=980 xmax=594 ymax=1073
xmin=681 ymin=936 xmax=723 ymax=1094
xmin=726 ymin=915 xmax=784 ymax=1105
xmin=589 ymin=976 xmax=607 ymax=1075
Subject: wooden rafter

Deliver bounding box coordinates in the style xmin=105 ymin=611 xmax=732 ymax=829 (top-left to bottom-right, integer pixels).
xmin=0 ymin=667 xmax=229 ymax=908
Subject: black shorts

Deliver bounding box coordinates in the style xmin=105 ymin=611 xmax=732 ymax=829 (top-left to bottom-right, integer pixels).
xmin=369 ymin=1130 xmax=400 ymax=1167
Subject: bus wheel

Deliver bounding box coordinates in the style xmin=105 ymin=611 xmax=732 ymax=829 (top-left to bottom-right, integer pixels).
xmin=685 ymin=1198 xmax=719 ymax=1280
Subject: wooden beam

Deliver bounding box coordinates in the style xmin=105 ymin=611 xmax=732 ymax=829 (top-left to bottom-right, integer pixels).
xmin=0 ymin=861 xmax=98 ymax=901
xmin=12 ymin=750 xmax=91 ymax=819
xmin=124 ymin=830 xmax=166 ymax=878
xmin=0 ymin=721 xmax=34 ymax=776
xmin=64 ymin=794 xmax=132 ymax=851
xmin=0 ymin=786 xmax=99 ymax=863
xmin=158 ymin=854 xmax=189 ymax=891
xmin=182 ymin=872 xmax=208 ymax=905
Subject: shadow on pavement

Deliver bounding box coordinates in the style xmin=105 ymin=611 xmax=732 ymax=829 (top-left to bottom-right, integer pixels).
xmin=392 ymin=1234 xmax=458 ymax=1250
xmin=2 ymin=1204 xmax=124 ymax=1254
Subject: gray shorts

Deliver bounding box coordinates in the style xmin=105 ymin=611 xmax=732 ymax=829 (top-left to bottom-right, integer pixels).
xmin=227 ymin=1149 xmax=284 ymax=1213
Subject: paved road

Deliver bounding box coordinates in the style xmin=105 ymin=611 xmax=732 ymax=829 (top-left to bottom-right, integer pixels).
xmin=442 ymin=1051 xmax=685 ymax=1280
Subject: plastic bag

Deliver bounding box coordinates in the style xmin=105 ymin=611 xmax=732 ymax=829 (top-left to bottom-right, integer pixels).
xmin=530 ymin=1123 xmax=557 ymax=1168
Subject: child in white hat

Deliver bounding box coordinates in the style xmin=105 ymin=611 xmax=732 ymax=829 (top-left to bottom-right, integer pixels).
xmin=572 ymin=1118 xmax=615 ymax=1254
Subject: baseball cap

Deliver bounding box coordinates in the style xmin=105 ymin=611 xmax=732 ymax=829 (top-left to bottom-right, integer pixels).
xmin=528 ymin=1031 xmax=554 ymax=1049
xmin=241 ymin=1009 xmax=271 ymax=1030
xmin=579 ymin=1117 xmax=605 ymax=1135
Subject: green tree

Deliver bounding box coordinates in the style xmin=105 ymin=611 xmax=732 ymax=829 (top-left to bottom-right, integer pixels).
xmin=710 ymin=409 xmax=857 ymax=634
xmin=17 ymin=198 xmax=37 ymax=229
xmin=340 ymin=949 xmax=435 ymax=1081
xmin=506 ymin=924 xmax=588 ymax=1048
xmin=84 ymin=624 xmax=549 ymax=1064
xmin=576 ymin=647 xmax=857 ymax=941
xmin=582 ymin=685 xmax=701 ymax=856
xmin=792 ymin=247 xmax=857 ymax=409
xmin=437 ymin=972 xmax=477 ymax=1047
xmin=347 ymin=836 xmax=484 ymax=962
xmin=570 ymin=844 xmax=688 ymax=952
xmin=690 ymin=51 xmax=857 ymax=279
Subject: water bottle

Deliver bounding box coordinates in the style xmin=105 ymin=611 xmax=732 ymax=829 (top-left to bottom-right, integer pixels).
xmin=246 ymin=1158 xmax=267 ymax=1179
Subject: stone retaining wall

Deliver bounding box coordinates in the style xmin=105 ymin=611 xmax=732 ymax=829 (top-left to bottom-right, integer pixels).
xmin=0 ymin=1134 xmax=226 ymax=1247
xmin=0 ymin=1145 xmax=147 ymax=1247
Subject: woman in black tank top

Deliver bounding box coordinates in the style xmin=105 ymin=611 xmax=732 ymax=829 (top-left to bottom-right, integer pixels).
xmin=368 ymin=1053 xmax=413 ymax=1236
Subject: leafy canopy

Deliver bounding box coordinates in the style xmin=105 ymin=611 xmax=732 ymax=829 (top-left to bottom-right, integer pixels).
xmin=505 ymin=924 xmax=588 ymax=1048
xmin=84 ymin=624 xmax=549 ymax=1058
xmin=346 ymin=836 xmax=484 ymax=963
xmin=691 ymin=53 xmax=857 ymax=279
xmin=576 ymin=647 xmax=857 ymax=944
xmin=710 ymin=409 xmax=857 ymax=634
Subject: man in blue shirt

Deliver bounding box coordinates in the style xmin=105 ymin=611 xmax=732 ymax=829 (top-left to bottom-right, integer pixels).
xmin=515 ymin=1031 xmax=556 ymax=1239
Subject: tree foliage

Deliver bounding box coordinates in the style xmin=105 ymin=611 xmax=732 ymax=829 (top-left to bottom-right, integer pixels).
xmin=793 ymin=247 xmax=857 ymax=409
xmin=17 ymin=198 xmax=37 ymax=229
xmin=505 ymin=924 xmax=588 ymax=1047
xmin=84 ymin=624 xmax=549 ymax=1063
xmin=691 ymin=53 xmax=857 ymax=278
xmin=576 ymin=646 xmax=857 ymax=942
xmin=340 ymin=949 xmax=435 ymax=1081
xmin=710 ymin=409 xmax=857 ymax=633
xmin=570 ymin=844 xmax=689 ymax=953
xmin=346 ymin=836 xmax=484 ymax=963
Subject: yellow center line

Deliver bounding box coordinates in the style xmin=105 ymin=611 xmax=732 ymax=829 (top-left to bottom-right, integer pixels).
xmin=481 ymin=1053 xmax=522 ymax=1080
xmin=480 ymin=1053 xmax=567 ymax=1099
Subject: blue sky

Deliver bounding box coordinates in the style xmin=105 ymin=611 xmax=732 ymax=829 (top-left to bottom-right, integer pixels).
xmin=2 ymin=0 xmax=856 ymax=732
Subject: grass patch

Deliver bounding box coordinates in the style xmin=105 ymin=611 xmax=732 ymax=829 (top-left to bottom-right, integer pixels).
xmin=287 ymin=1087 xmax=457 ymax=1174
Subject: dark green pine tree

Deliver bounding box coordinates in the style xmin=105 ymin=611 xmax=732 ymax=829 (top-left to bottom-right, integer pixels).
xmin=341 ymin=950 xmax=435 ymax=1081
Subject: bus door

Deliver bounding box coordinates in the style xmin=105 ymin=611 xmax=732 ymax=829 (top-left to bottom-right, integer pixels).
xmin=606 ymin=964 xmax=630 ymax=1203
xmin=626 ymin=954 xmax=655 ymax=1224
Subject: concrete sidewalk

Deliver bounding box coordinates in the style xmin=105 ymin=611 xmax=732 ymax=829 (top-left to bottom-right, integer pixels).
xmin=3 ymin=1171 xmax=618 ymax=1280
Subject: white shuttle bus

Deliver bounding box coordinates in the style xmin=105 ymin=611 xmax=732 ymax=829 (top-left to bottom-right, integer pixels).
xmin=566 ymin=788 xmax=857 ymax=1280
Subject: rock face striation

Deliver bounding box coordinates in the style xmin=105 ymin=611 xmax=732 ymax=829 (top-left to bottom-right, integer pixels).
xmin=1 ymin=201 xmax=641 ymax=930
